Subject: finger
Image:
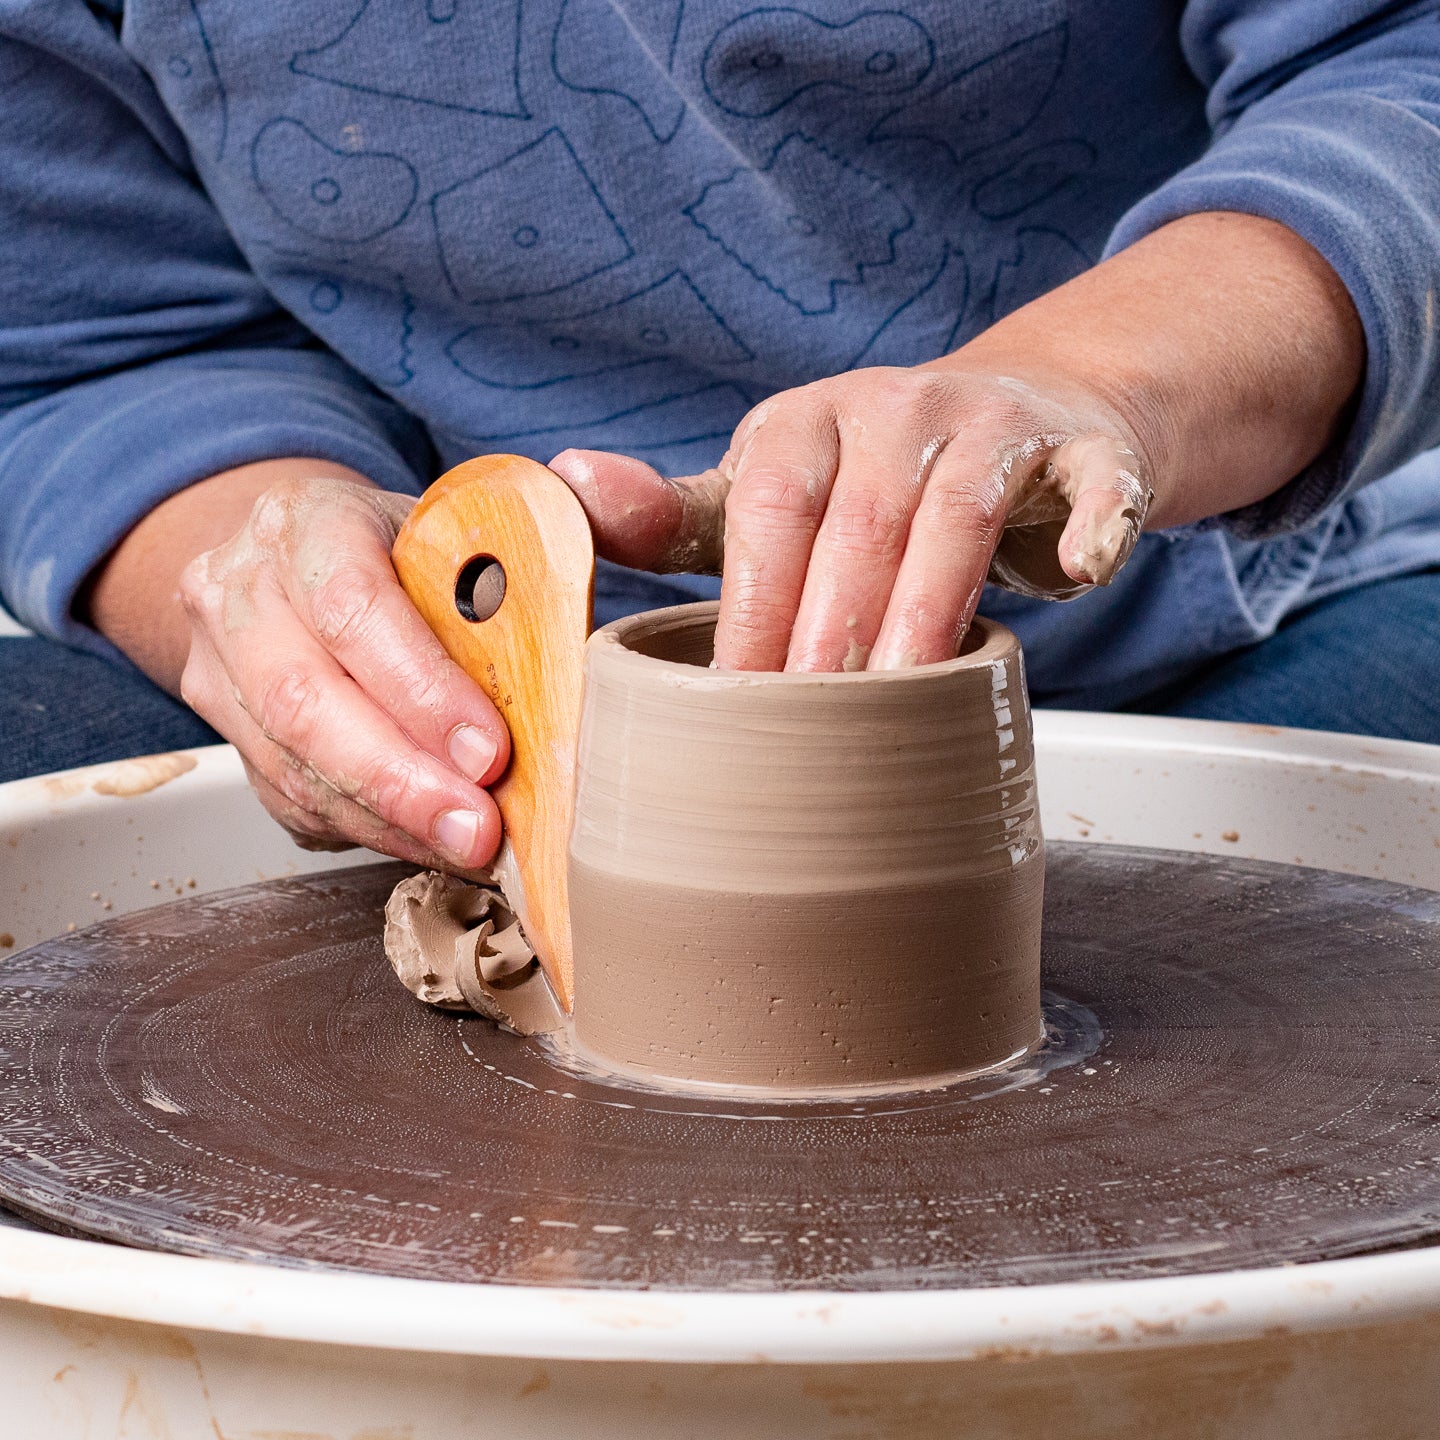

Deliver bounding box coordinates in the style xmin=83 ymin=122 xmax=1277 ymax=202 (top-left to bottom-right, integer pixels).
xmin=273 ymin=507 xmax=510 ymax=789
xmin=188 ymin=585 xmax=502 ymax=869
xmin=1049 ymin=435 xmax=1153 ymax=586
xmin=783 ymin=414 xmax=940 ymax=672
xmin=195 ymin=647 xmax=478 ymax=870
xmin=713 ymin=401 xmax=841 ymax=671
xmin=242 ymin=761 xmax=361 ymax=855
xmin=184 ymin=637 xmax=386 ymax=848
xmin=243 ymin=761 xmax=449 ymax=868
xmin=869 ymin=436 xmax=1012 ymax=670
xmin=549 ymin=449 xmax=729 ymax=574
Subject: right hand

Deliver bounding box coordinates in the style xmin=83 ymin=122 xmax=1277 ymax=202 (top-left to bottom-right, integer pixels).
xmin=177 ymin=475 xmax=509 ymax=870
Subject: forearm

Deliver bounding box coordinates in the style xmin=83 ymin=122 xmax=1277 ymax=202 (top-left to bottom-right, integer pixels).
xmin=84 ymin=458 xmax=376 ymax=695
xmin=947 ymin=211 xmax=1365 ymax=529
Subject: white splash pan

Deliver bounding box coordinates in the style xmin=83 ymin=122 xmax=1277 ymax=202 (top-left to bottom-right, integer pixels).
xmin=2 ymin=715 xmax=1438 ymax=1439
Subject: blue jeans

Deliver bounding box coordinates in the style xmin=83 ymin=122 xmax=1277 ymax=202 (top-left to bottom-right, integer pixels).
xmin=4 ymin=568 xmax=1439 ymax=784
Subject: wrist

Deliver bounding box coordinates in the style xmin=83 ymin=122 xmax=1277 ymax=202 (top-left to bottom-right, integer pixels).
xmin=940 ymin=212 xmax=1364 ymax=531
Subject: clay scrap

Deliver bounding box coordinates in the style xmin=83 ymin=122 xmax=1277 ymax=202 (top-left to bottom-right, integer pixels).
xmin=383 ymin=872 xmax=562 ymax=1035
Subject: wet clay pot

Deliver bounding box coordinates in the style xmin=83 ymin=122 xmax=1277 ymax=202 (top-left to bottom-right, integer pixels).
xmin=568 ymin=602 xmax=1045 ymax=1093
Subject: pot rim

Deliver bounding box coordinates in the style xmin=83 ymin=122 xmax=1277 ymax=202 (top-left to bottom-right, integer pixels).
xmin=586 ymin=601 xmax=1015 ymax=686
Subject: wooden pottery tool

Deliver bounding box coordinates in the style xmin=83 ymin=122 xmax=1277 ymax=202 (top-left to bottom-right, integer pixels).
xmin=390 ymin=454 xmax=594 ymax=1010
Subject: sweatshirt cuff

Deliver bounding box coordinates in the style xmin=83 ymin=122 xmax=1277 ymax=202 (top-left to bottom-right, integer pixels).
xmin=0 ymin=348 xmax=432 ymax=656
xmin=1105 ymin=89 xmax=1439 ymax=540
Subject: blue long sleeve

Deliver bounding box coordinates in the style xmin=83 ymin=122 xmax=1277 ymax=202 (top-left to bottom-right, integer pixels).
xmin=1106 ymin=1 xmax=1440 ymax=538
xmin=5 ymin=0 xmax=1440 ymax=703
xmin=0 ymin=4 xmax=432 ymax=654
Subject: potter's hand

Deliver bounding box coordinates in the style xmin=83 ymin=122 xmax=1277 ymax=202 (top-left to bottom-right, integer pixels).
xmin=551 ymin=213 xmax=1366 ymax=674
xmin=550 ymin=366 xmax=1151 ymax=671
xmin=174 ymin=474 xmax=508 ymax=868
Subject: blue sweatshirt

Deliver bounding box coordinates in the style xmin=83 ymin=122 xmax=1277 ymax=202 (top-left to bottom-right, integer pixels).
xmin=2 ymin=0 xmax=1440 ymax=706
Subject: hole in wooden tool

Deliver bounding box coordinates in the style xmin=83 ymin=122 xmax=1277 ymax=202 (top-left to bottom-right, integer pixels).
xmin=455 ymin=556 xmax=506 ymax=623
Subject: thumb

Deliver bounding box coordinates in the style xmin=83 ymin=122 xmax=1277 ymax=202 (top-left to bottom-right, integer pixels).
xmin=1050 ymin=433 xmax=1153 ymax=588
xmin=548 ymin=449 xmax=729 ymax=574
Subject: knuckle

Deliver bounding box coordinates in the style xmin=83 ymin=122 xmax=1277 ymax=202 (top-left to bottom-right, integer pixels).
xmin=268 ymin=800 xmax=353 ymax=854
xmin=397 ymin=664 xmax=453 ymax=720
xmin=824 ymin=487 xmax=912 ymax=558
xmin=270 ymin=752 xmax=322 ymax=810
xmin=725 ymin=585 xmax=797 ymax=648
xmin=356 ymin=752 xmax=431 ymax=823
xmin=892 ymin=368 xmax=948 ymax=411
xmin=247 ymin=479 xmax=312 ymax=549
xmin=250 ymin=774 xmax=327 ymax=841
xmin=728 ymin=468 xmax=822 ymax=529
xmin=969 ymin=391 xmax=1028 ymax=436
xmin=308 ymin=562 xmax=386 ymax=649
xmin=927 ymin=481 xmax=1004 ymax=533
xmin=176 ymin=556 xmax=207 ymax=613
xmin=177 ymin=553 xmax=223 ymax=621
xmin=254 ymin=663 xmax=325 ymax=747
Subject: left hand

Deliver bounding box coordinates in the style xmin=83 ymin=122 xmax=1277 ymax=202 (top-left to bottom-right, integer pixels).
xmin=549 ymin=361 xmax=1152 ymax=672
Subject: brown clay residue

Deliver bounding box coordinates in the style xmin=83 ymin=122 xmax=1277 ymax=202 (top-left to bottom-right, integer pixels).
xmin=973 ymin=1344 xmax=1043 ymax=1364
xmin=0 ymin=934 xmax=13 ymax=950
xmin=43 ymin=754 xmax=200 ymax=801
xmin=515 ymin=1369 xmax=551 ymax=1398
xmin=90 ymin=753 xmax=198 ymax=797
xmin=1132 ymin=1317 xmax=1184 ymax=1340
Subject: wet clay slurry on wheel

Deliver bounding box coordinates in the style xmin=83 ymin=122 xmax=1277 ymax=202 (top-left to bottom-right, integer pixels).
xmin=568 ymin=604 xmax=1045 ymax=1092
xmin=2 ymin=848 xmax=1440 ymax=1289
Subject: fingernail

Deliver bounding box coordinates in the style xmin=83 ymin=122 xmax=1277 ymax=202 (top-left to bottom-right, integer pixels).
xmin=448 ymin=724 xmax=498 ymax=783
xmin=435 ymin=809 xmax=482 ymax=865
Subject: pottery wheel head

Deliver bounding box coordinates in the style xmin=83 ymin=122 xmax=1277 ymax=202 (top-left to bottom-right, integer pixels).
xmin=0 ymin=847 xmax=1438 ymax=1291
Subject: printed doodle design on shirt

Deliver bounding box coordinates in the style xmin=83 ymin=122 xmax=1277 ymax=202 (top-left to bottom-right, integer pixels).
xmin=445 ymin=271 xmax=752 ymax=437
xmin=973 ymin=139 xmax=1095 ymax=220
xmin=867 ymin=20 xmax=1068 ymax=168
xmin=457 ymin=378 xmax=755 ymax=450
xmin=685 ymin=133 xmax=912 ymax=314
xmin=155 ymin=0 xmax=230 ymax=163
xmin=445 ymin=271 xmax=751 ymax=390
xmin=432 ymin=129 xmax=634 ymax=304
xmin=304 ymin=273 xmax=418 ymax=388
xmin=291 ymin=0 xmax=528 ymax=119
xmin=552 ymin=0 xmax=688 ymax=144
xmin=847 ymin=242 xmax=969 ymax=367
xmin=987 ymin=225 xmax=1090 ymax=327
xmin=251 ymin=118 xmax=418 ymax=243
xmin=702 ymin=6 xmax=933 ymax=118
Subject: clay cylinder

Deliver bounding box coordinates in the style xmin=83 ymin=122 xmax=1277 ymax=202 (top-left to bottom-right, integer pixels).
xmin=567 ymin=602 xmax=1045 ymax=1093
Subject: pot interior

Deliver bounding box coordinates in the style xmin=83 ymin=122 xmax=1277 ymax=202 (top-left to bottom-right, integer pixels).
xmin=616 ymin=606 xmax=987 ymax=669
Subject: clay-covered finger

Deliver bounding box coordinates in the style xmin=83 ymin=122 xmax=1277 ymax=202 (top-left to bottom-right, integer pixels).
xmin=713 ymin=399 xmax=841 ymax=671
xmin=185 ymin=642 xmax=433 ymax=862
xmin=1048 ymin=434 xmax=1153 ymax=586
xmin=783 ymin=411 xmax=941 ymax=672
xmin=549 ymin=448 xmax=729 ymax=574
xmin=194 ymin=589 xmax=502 ymax=868
xmin=270 ymin=501 xmax=510 ymax=789
xmin=869 ymin=438 xmax=1011 ymax=670
xmin=242 ymin=761 xmax=444 ymax=867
